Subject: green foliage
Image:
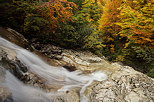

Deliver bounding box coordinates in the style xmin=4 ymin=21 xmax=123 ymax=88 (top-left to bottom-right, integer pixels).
xmin=73 ymin=0 xmax=104 ymax=51
xmin=49 ymin=0 xmax=102 ymax=49
xmin=46 ymin=21 xmax=94 ymax=49
xmin=88 ymin=0 xmax=154 ymax=77
xmin=0 ymin=0 xmax=42 ymax=35
xmin=111 ymin=0 xmax=154 ymax=77
xmin=0 ymin=0 xmax=153 ymax=77
xmin=67 ymin=0 xmax=84 ymax=9
xmin=122 ymin=45 xmax=154 ymax=77
xmin=74 ymin=0 xmax=102 ymax=25
xmin=23 ymin=15 xmax=49 ymax=38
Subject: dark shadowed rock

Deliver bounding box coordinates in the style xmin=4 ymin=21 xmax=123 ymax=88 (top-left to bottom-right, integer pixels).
xmin=0 ymin=27 xmax=32 ymax=50
xmin=0 ymin=46 xmax=45 ymax=89
xmin=63 ymin=65 xmax=76 ymax=72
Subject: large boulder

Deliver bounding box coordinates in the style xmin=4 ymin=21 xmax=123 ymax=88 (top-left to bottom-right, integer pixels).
xmin=86 ymin=64 xmax=154 ymax=102
xmin=0 ymin=46 xmax=44 ymax=88
xmin=0 ymin=27 xmax=32 ymax=50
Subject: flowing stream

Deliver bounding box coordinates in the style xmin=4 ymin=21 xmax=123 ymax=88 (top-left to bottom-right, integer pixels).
xmin=0 ymin=37 xmax=107 ymax=102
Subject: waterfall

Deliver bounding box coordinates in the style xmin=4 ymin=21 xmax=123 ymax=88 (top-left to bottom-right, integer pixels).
xmin=0 ymin=37 xmax=107 ymax=102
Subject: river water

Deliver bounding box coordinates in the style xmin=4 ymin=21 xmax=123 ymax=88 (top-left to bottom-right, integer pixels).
xmin=0 ymin=37 xmax=107 ymax=102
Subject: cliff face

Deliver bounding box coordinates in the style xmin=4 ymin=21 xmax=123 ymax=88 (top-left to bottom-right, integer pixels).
xmin=0 ymin=27 xmax=153 ymax=102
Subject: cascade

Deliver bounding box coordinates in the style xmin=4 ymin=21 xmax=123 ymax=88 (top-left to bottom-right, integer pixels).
xmin=0 ymin=37 xmax=107 ymax=102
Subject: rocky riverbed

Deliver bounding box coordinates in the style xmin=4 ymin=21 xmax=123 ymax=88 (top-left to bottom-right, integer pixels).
xmin=0 ymin=27 xmax=154 ymax=102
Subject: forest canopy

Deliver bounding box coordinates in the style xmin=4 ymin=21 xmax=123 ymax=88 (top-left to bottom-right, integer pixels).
xmin=0 ymin=0 xmax=153 ymax=77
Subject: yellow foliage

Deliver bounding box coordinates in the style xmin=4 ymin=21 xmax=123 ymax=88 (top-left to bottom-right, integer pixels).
xmin=98 ymin=0 xmax=124 ymax=55
xmin=116 ymin=55 xmax=125 ymax=61
xmin=116 ymin=0 xmax=154 ymax=48
xmin=98 ymin=0 xmax=123 ymax=30
xmin=110 ymin=46 xmax=115 ymax=53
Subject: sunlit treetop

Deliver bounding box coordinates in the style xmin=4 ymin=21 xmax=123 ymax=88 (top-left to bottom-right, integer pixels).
xmin=37 ymin=0 xmax=77 ymax=30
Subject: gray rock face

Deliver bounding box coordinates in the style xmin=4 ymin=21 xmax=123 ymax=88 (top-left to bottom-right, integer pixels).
xmin=87 ymin=66 xmax=154 ymax=102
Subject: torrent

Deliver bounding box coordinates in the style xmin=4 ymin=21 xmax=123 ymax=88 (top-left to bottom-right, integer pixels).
xmin=0 ymin=37 xmax=107 ymax=102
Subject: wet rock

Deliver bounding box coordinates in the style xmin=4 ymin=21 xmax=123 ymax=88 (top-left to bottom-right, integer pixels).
xmin=87 ymin=65 xmax=154 ymax=102
xmin=0 ymin=47 xmax=28 ymax=79
xmin=31 ymin=42 xmax=62 ymax=57
xmin=31 ymin=38 xmax=154 ymax=102
xmin=0 ymin=27 xmax=32 ymax=50
xmin=0 ymin=87 xmax=13 ymax=102
xmin=0 ymin=46 xmax=46 ymax=89
xmin=0 ymin=67 xmax=13 ymax=102
xmin=63 ymin=65 xmax=76 ymax=72
xmin=51 ymin=89 xmax=80 ymax=102
xmin=31 ymin=42 xmax=115 ymax=73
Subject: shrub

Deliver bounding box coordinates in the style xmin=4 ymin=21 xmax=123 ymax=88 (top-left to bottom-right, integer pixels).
xmin=122 ymin=45 xmax=154 ymax=77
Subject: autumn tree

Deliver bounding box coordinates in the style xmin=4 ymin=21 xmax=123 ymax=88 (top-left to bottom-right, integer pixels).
xmin=51 ymin=0 xmax=100 ymax=48
xmin=37 ymin=0 xmax=77 ymax=31
xmin=116 ymin=0 xmax=154 ymax=48
xmin=114 ymin=0 xmax=154 ymax=77
xmin=80 ymin=0 xmax=105 ymax=51
xmin=96 ymin=0 xmax=124 ymax=59
xmin=24 ymin=0 xmax=78 ymax=42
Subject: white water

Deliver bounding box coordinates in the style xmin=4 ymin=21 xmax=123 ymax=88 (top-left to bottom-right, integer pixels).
xmin=2 ymin=70 xmax=52 ymax=102
xmin=0 ymin=37 xmax=107 ymax=102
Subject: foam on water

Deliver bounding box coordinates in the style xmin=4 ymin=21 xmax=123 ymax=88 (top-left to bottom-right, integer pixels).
xmin=0 ymin=37 xmax=107 ymax=102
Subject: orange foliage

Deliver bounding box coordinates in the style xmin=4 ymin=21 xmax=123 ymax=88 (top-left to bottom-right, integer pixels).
xmin=130 ymin=25 xmax=154 ymax=47
xmin=38 ymin=0 xmax=77 ymax=30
